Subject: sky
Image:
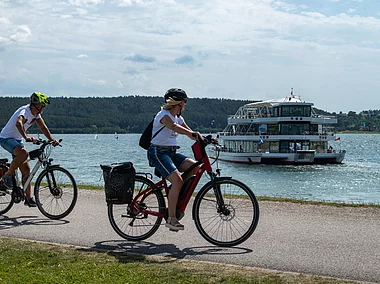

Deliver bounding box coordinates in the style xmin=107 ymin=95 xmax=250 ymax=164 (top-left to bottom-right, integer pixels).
xmin=0 ymin=0 xmax=379 ymax=113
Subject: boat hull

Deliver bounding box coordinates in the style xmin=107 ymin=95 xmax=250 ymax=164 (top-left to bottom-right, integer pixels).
xmin=209 ymin=149 xmax=345 ymax=165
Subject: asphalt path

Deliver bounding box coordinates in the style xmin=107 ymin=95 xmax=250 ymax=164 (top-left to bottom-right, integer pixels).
xmin=1 ymin=189 xmax=379 ymax=283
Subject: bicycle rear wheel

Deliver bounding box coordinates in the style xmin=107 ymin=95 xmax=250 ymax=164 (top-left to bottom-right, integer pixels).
xmin=193 ymin=178 xmax=259 ymax=247
xmin=0 ymin=165 xmax=13 ymax=215
xmin=108 ymin=175 xmax=165 ymax=241
xmin=34 ymin=166 xmax=78 ymax=220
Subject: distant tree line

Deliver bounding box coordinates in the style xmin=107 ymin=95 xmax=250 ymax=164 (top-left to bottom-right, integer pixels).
xmin=0 ymin=96 xmax=250 ymax=134
xmin=0 ymin=96 xmax=379 ymax=133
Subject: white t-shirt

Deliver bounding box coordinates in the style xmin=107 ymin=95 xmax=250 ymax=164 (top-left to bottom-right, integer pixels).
xmin=0 ymin=105 xmax=41 ymax=140
xmin=151 ymin=109 xmax=185 ymax=146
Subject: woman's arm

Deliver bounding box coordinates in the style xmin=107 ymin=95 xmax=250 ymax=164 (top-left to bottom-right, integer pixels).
xmin=161 ymin=115 xmax=199 ymax=140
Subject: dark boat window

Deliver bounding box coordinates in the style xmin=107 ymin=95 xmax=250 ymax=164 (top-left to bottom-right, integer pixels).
xmin=281 ymin=105 xmax=311 ymax=117
xmin=280 ymin=123 xmax=310 ymax=135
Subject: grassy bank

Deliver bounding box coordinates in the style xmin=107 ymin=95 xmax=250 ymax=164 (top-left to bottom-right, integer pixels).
xmin=0 ymin=238 xmax=360 ymax=284
xmin=79 ymin=184 xmax=380 ymax=209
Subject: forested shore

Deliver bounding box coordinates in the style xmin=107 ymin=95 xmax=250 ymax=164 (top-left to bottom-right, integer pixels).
xmin=0 ymin=96 xmax=379 ymax=133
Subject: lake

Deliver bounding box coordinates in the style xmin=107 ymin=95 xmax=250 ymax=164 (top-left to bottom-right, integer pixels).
xmin=1 ymin=133 xmax=379 ymax=205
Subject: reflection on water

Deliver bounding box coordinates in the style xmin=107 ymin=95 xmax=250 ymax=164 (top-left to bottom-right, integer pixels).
xmin=1 ymin=133 xmax=379 ymax=205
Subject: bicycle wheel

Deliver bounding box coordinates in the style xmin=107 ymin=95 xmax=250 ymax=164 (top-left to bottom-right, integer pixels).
xmin=193 ymin=178 xmax=259 ymax=247
xmin=0 ymin=165 xmax=14 ymax=215
xmin=34 ymin=166 xmax=78 ymax=220
xmin=108 ymin=175 xmax=165 ymax=241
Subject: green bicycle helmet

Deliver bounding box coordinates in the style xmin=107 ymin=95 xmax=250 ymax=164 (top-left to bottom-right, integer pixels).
xmin=30 ymin=92 xmax=50 ymax=107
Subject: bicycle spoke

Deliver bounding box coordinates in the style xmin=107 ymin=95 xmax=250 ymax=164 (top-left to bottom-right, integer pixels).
xmin=35 ymin=167 xmax=77 ymax=220
xmin=194 ymin=179 xmax=259 ymax=247
xmin=108 ymin=176 xmax=165 ymax=241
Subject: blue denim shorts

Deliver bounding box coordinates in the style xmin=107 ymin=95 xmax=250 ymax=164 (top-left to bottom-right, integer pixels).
xmin=0 ymin=138 xmax=24 ymax=155
xmin=147 ymin=145 xmax=188 ymax=178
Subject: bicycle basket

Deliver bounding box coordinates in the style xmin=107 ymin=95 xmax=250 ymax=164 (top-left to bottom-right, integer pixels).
xmin=100 ymin=162 xmax=135 ymax=204
xmin=29 ymin=149 xmax=43 ymax=160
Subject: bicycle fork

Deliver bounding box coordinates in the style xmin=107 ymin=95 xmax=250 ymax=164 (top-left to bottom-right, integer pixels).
xmin=209 ymin=173 xmax=232 ymax=217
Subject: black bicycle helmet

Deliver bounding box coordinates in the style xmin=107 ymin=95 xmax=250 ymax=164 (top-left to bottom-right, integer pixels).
xmin=30 ymin=92 xmax=50 ymax=107
xmin=164 ymin=88 xmax=187 ymax=102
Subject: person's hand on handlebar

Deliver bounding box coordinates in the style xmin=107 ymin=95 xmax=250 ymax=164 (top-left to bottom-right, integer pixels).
xmin=190 ymin=131 xmax=203 ymax=141
xmin=50 ymin=139 xmax=61 ymax=147
xmin=25 ymin=136 xmax=37 ymax=143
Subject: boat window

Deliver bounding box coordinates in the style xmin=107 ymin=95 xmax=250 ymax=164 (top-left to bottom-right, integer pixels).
xmin=281 ymin=105 xmax=311 ymax=117
xmin=267 ymin=124 xmax=279 ymax=135
xmin=280 ymin=140 xmax=311 ymax=153
xmin=273 ymin=107 xmax=279 ymax=117
xmin=280 ymin=123 xmax=310 ymax=135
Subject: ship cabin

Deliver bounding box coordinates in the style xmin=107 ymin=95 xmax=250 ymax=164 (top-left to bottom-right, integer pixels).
xmin=218 ymin=96 xmax=339 ymax=155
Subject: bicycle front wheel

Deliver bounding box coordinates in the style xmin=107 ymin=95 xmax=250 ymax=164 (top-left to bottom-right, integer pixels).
xmin=108 ymin=175 xmax=165 ymax=241
xmin=34 ymin=166 xmax=78 ymax=220
xmin=0 ymin=165 xmax=14 ymax=215
xmin=193 ymin=178 xmax=259 ymax=247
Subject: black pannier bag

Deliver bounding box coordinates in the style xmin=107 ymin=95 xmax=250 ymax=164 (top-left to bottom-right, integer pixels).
xmin=100 ymin=162 xmax=135 ymax=204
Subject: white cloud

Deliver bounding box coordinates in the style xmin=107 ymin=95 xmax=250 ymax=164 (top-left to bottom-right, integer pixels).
xmin=68 ymin=0 xmax=104 ymax=6
xmin=1 ymin=0 xmax=380 ymax=112
xmin=112 ymin=0 xmax=147 ymax=7
xmin=87 ymin=78 xmax=108 ymax=86
xmin=0 ymin=17 xmax=11 ymax=25
xmin=9 ymin=25 xmax=32 ymax=43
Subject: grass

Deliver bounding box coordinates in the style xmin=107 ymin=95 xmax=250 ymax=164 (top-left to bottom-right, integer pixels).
xmin=82 ymin=184 xmax=380 ymax=209
xmin=257 ymin=196 xmax=380 ymax=208
xmin=0 ymin=238 xmax=361 ymax=284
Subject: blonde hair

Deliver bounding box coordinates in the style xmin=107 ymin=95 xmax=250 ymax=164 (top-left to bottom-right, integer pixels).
xmin=162 ymin=98 xmax=183 ymax=110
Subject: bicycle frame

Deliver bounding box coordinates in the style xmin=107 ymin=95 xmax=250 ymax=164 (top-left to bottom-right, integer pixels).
xmin=130 ymin=138 xmax=223 ymax=219
xmin=6 ymin=140 xmax=58 ymax=197
xmin=13 ymin=158 xmax=42 ymax=191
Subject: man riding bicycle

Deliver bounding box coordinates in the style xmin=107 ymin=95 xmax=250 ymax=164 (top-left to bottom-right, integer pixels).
xmin=0 ymin=92 xmax=59 ymax=206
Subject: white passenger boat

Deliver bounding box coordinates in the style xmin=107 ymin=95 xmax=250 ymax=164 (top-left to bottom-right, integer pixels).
xmin=210 ymin=89 xmax=346 ymax=165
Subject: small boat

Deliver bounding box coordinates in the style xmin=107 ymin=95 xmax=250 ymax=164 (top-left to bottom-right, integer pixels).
xmin=114 ymin=132 xmax=118 ymax=139
xmin=210 ymin=88 xmax=346 ymax=165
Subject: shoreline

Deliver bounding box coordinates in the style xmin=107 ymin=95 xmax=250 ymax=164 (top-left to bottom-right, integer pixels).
xmin=78 ymin=186 xmax=380 ymax=208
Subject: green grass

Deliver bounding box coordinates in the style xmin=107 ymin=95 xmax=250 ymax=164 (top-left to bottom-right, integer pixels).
xmin=84 ymin=184 xmax=380 ymax=209
xmin=257 ymin=196 xmax=380 ymax=208
xmin=0 ymin=238 xmax=360 ymax=284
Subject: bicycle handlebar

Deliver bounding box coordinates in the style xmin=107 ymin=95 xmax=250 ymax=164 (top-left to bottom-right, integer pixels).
xmin=28 ymin=138 xmax=63 ymax=147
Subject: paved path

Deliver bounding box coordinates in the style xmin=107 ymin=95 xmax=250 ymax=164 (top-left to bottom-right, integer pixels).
xmin=1 ymin=189 xmax=379 ymax=283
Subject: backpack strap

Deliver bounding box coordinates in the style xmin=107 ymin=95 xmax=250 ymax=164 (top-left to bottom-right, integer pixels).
xmin=152 ymin=125 xmax=165 ymax=140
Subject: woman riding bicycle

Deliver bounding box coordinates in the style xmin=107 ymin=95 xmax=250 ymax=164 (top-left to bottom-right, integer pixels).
xmin=147 ymin=88 xmax=201 ymax=231
xmin=0 ymin=92 xmax=59 ymax=206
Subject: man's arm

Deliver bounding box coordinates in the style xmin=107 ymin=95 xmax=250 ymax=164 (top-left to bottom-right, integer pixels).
xmin=36 ymin=117 xmax=56 ymax=142
xmin=15 ymin=115 xmax=32 ymax=141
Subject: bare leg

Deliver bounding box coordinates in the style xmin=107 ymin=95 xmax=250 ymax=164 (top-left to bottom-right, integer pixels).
xmin=4 ymin=146 xmax=28 ymax=176
xmin=179 ymin=158 xmax=199 ymax=177
xmin=19 ymin=161 xmax=32 ymax=199
xmin=166 ymin=171 xmax=183 ymax=218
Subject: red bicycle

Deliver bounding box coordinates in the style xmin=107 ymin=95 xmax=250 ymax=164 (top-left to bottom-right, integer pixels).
xmin=107 ymin=136 xmax=259 ymax=247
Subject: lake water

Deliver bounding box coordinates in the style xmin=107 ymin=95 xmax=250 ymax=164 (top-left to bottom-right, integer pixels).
xmin=1 ymin=133 xmax=379 ymax=205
